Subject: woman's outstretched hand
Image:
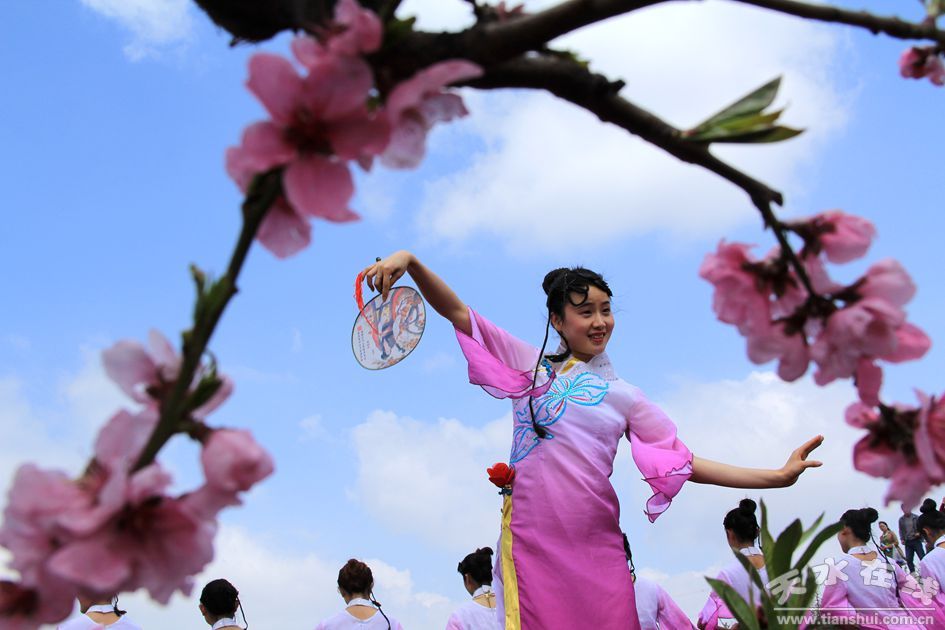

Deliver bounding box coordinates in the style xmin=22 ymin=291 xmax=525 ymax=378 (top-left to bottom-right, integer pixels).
xmin=362 ymin=250 xmax=414 ymax=300
xmin=779 ymin=435 xmax=824 ymax=487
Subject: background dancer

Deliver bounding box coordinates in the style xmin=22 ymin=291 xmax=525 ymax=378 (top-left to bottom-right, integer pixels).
xmin=58 ymin=596 xmax=141 ymax=629
xmin=446 ymin=547 xmax=500 ymax=630
xmin=917 ymin=499 xmax=945 ymax=626
xmin=198 ymin=579 xmax=245 ymax=630
xmin=316 ymin=559 xmax=403 ymax=630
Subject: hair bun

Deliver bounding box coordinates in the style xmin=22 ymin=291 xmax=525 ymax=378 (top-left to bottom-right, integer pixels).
xmin=863 ymin=507 xmax=879 ymax=523
xmin=476 ymin=547 xmax=494 ymax=557
xmin=921 ymin=498 xmax=938 ymax=514
xmin=542 ymin=268 xmax=569 ymax=296
xmin=738 ymin=498 xmax=757 ymax=514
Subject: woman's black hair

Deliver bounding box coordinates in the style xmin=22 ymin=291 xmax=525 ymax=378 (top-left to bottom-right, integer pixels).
xmin=528 ymin=267 xmax=612 ymax=439
xmin=723 ymin=499 xmax=760 ymax=544
xmin=918 ymin=498 xmax=945 ymax=537
xmin=840 ymin=507 xmax=879 ymax=543
xmin=457 ymin=547 xmax=494 ymax=586
xmin=200 ymin=579 xmax=248 ymax=628
xmin=622 ymin=533 xmax=636 ymax=579
xmin=339 ymin=559 xmax=390 ymax=630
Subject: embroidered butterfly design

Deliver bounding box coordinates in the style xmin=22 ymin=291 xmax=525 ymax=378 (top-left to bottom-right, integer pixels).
xmin=509 ymin=371 xmax=609 ymax=464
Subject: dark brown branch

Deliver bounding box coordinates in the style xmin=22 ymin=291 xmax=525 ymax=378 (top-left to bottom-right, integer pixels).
xmin=468 ymin=55 xmax=784 ymax=207
xmin=732 ymin=0 xmax=945 ymax=47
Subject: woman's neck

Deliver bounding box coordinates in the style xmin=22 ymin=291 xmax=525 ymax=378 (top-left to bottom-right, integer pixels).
xmin=344 ymin=593 xmax=371 ymax=605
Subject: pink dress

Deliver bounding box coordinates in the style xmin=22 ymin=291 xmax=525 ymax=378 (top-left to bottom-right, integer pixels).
xmin=455 ymin=309 xmax=693 ymax=630
xmin=811 ymin=553 xmax=927 ymax=629
xmin=918 ymin=545 xmax=945 ymax=626
xmin=634 ymin=576 xmax=695 ymax=629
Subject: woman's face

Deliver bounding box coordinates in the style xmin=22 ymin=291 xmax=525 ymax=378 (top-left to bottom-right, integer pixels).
xmin=879 ymin=522 xmax=888 ymax=533
xmin=551 ymin=285 xmax=614 ymax=362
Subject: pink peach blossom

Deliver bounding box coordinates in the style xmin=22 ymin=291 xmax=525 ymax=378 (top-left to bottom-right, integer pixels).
xmin=854 ymin=358 xmax=883 ymax=406
xmin=852 ymin=435 xmax=931 ymax=511
xmin=916 ymin=391 xmax=945 ymax=481
xmin=103 ymin=331 xmax=232 ymax=417
xmin=382 ymin=60 xmax=483 ymax=169
xmin=699 ymin=241 xmax=771 ymax=336
xmin=900 ymin=47 xmax=945 ymax=86
xmin=814 ymin=210 xmax=876 ymax=264
xmin=0 ymin=580 xmax=74 ymax=630
xmin=290 ymin=0 xmax=381 ymax=64
xmin=201 ymin=429 xmax=275 ymax=495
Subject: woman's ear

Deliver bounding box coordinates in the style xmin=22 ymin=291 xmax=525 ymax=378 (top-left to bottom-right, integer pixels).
xmin=550 ymin=312 xmax=563 ymax=334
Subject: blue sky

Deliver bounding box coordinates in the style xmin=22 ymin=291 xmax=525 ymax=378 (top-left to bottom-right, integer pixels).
xmin=1 ymin=0 xmax=944 ymax=627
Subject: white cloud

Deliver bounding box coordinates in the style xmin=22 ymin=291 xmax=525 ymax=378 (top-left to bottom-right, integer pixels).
xmin=417 ymin=0 xmax=852 ymax=254
xmin=80 ymin=0 xmax=194 ymax=60
xmin=351 ymin=409 xmax=510 ymax=551
xmin=299 ymin=413 xmax=326 ymax=441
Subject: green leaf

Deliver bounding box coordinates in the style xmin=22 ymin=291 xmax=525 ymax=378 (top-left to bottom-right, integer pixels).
xmin=734 ymin=550 xmax=769 ymax=594
xmin=690 ymin=77 xmax=782 ymax=134
xmin=794 ymin=521 xmax=843 ymax=574
xmin=706 ymin=577 xmax=762 ymax=630
xmin=761 ymin=500 xmax=776 ymax=561
xmin=772 ymin=519 xmax=803 ymax=578
xmin=798 ymin=512 xmax=825 ymax=548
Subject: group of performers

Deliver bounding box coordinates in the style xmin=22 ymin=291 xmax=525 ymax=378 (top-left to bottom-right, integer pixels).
xmin=55 ymin=251 xmax=943 ymax=629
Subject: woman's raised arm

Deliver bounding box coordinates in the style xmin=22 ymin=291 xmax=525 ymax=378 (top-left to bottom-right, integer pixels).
xmin=362 ymin=250 xmax=471 ymax=335
xmin=690 ymin=435 xmax=824 ymax=488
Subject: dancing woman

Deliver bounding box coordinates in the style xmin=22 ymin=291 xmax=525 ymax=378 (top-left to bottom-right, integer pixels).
xmin=199 ymin=579 xmax=246 ymax=630
xmin=634 ymin=574 xmax=694 ymax=630
xmin=446 ymin=547 xmax=501 ymax=630
xmin=57 ymin=596 xmax=141 ymax=629
xmin=812 ymin=507 xmax=925 ymax=630
xmin=363 ymin=252 xmax=824 ymax=629
xmin=316 ymin=559 xmax=403 ymax=630
xmin=697 ymin=499 xmax=767 ymax=630
xmin=917 ymin=499 xmax=945 ymax=625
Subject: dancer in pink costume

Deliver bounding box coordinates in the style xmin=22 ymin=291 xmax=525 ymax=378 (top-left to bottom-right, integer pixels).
xmin=806 ymin=507 xmax=927 ymax=630
xmin=364 ymin=252 xmax=824 ymax=630
xmin=916 ymin=499 xmax=945 ymax=626
xmin=634 ymin=575 xmax=695 ymax=629
xmin=698 ymin=499 xmax=768 ymax=630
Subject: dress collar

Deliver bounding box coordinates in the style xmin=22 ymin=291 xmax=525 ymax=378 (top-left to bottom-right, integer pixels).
xmin=738 ymin=546 xmax=763 ymax=557
xmin=86 ymin=605 xmax=115 ymax=614
xmin=550 ymin=348 xmax=616 ymax=381
xmin=211 ymin=619 xmax=239 ymax=630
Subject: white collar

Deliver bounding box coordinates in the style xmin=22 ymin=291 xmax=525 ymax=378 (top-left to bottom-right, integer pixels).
xmin=550 ymin=349 xmax=616 ymax=381
xmin=848 ymin=544 xmax=874 ymax=555
xmin=346 ymin=597 xmax=376 ymax=609
xmin=738 ymin=546 xmax=763 ymax=557
xmin=87 ymin=605 xmax=115 ymax=614
xmin=472 ymin=585 xmax=494 ymax=599
xmin=211 ymin=619 xmax=239 ymax=630
xmin=934 ymin=534 xmax=945 ymax=548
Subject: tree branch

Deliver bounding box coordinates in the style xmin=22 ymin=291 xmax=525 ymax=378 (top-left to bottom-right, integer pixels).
xmin=467 ymin=55 xmax=784 ymax=208
xmin=731 ymin=0 xmax=945 ymax=46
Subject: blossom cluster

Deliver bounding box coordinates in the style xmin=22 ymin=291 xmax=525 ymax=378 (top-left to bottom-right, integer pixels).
xmin=0 ymin=332 xmax=274 ymax=628
xmin=700 ymin=210 xmax=929 ymax=405
xmin=226 ymin=0 xmax=482 ymax=258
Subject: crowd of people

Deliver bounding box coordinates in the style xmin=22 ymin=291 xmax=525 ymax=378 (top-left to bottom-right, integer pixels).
xmin=54 ymin=496 xmax=945 ymax=629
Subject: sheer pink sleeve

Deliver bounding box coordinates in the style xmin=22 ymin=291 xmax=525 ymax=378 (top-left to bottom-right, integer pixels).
xmin=444 ymin=613 xmax=463 ymax=630
xmin=454 ymin=307 xmax=554 ymax=399
xmin=658 ymin=584 xmax=696 ymax=628
xmin=626 ymin=388 xmax=693 ymax=522
xmin=697 ymin=590 xmax=725 ymax=630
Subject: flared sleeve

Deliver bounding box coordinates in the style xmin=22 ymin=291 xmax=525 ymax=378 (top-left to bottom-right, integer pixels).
xmin=658 ymin=583 xmax=697 ymax=629
xmin=454 ymin=307 xmax=554 ymax=399
xmin=626 ymin=387 xmax=693 ymax=523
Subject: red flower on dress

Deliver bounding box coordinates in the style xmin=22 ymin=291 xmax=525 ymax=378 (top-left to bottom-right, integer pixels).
xmin=487 ymin=463 xmax=515 ymax=488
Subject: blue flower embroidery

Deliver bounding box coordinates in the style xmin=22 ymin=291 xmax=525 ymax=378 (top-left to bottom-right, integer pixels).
xmin=509 ymin=371 xmax=609 ymax=464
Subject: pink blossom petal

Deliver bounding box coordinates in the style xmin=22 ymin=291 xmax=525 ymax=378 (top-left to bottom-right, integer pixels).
xmin=238 ymin=121 xmax=296 ymax=174
xmin=380 ymin=113 xmax=428 ymax=169
xmin=900 ymin=48 xmax=925 ymax=78
xmin=914 ymin=390 xmax=945 ymax=483
xmin=147 ymin=329 xmax=180 ymax=381
xmin=283 ymin=156 xmax=357 ymax=221
xmin=328 ymin=111 xmax=391 ymax=160
xmin=844 ymin=402 xmax=879 ymax=428
xmin=854 ymin=358 xmax=883 ymax=406
xmin=817 ymin=210 xmax=876 ymax=264
xmin=201 ymin=429 xmax=275 ymax=494
xmin=418 ymin=92 xmax=469 ymax=125
xmin=883 ymin=322 xmax=932 ymax=363
xmin=776 ymin=335 xmax=810 ymax=382
xmin=860 ymin=259 xmax=916 ymax=306
xmin=927 ymin=55 xmax=945 ymax=86
xmin=291 ymin=36 xmax=326 ymax=69
xmin=48 ymin=537 xmax=131 ymax=594
xmin=304 ymin=55 xmax=374 ymax=121
xmin=387 ymin=60 xmax=483 ymax=119
xmin=331 ymin=0 xmax=383 ymax=55
xmin=255 ymin=199 xmax=313 ymax=259
xmin=102 ymin=341 xmax=157 ymax=404
xmin=94 ymin=408 xmax=159 ymax=470
xmin=246 ymin=53 xmax=304 ymax=125
xmin=127 ymin=464 xmax=173 ymax=504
